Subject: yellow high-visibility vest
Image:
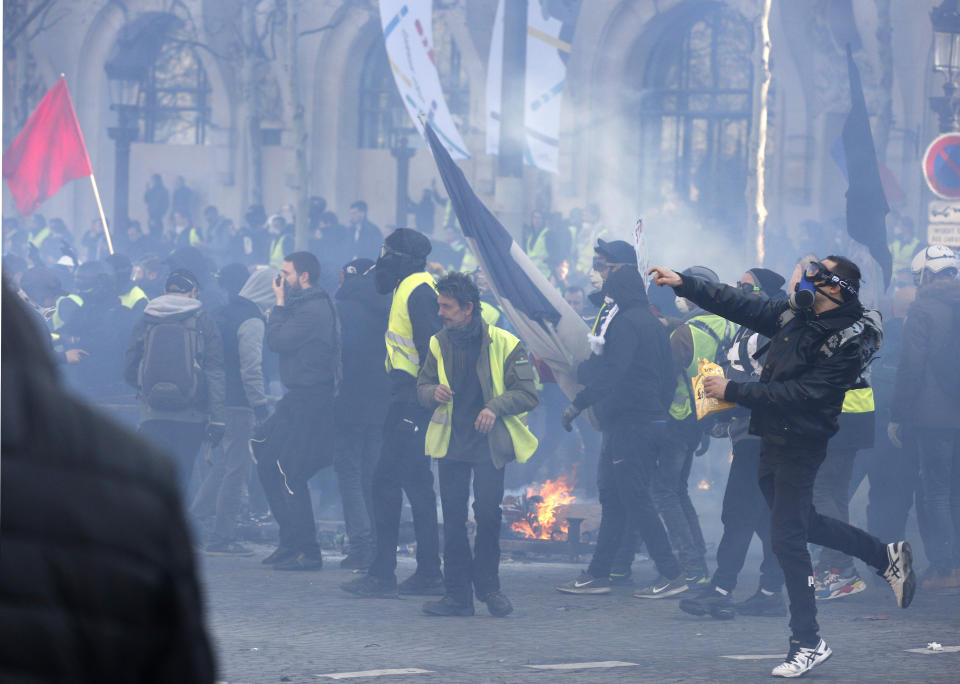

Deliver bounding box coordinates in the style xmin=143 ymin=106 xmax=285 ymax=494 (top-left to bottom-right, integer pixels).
xmin=269 ymin=234 xmax=289 ymax=269
xmin=52 ymin=294 xmax=83 ymax=331
xmin=841 ymin=386 xmax=875 ymax=414
xmin=28 ymin=227 xmax=50 ymax=248
xmin=480 ymin=301 xmax=501 ymax=327
xmin=669 ymin=314 xmax=737 ymax=421
xmin=425 ymin=326 xmax=538 ymax=463
xmin=119 ymin=285 xmax=148 ymax=309
xmin=385 ymin=271 xmax=437 ymax=377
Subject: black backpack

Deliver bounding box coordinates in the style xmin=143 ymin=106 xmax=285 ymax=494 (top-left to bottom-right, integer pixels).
xmin=138 ymin=313 xmax=205 ymax=411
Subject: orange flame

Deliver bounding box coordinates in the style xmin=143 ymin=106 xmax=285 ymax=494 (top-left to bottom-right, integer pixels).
xmin=697 ymin=479 xmax=711 ymax=490
xmin=510 ymin=474 xmax=576 ymax=539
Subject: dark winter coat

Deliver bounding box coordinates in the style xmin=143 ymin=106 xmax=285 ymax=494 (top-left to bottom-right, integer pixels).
xmin=335 ymin=269 xmax=390 ymax=425
xmin=573 ymin=266 xmax=675 ymax=428
xmin=0 ymin=288 xmax=214 ymax=684
xmin=266 ymin=286 xmax=340 ymax=392
xmin=675 ymin=276 xmax=880 ymax=448
xmin=215 ymin=294 xmax=266 ymax=410
xmin=890 ymin=279 xmax=960 ymax=428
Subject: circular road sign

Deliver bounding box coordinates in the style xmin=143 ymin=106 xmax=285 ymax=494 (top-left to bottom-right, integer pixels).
xmin=924 ymin=133 xmax=960 ymax=199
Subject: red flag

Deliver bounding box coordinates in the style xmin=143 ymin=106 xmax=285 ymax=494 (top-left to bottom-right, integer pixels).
xmin=3 ymin=77 xmax=93 ymax=216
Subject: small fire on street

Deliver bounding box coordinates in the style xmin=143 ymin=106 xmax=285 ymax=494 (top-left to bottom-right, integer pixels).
xmin=509 ymin=474 xmax=577 ymax=540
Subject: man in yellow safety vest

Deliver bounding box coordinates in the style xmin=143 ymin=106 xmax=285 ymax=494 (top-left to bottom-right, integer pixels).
xmin=416 ymin=272 xmax=538 ymax=617
xmin=341 ymin=227 xmax=443 ymax=599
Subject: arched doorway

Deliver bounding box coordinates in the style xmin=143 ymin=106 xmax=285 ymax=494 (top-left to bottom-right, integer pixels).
xmin=627 ymin=2 xmax=754 ymax=239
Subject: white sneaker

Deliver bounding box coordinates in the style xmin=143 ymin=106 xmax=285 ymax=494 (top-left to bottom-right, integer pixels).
xmin=771 ymin=638 xmax=832 ymax=678
xmin=882 ymin=541 xmax=916 ymax=609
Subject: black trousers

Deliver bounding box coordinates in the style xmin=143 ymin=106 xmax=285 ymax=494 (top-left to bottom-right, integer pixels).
xmin=813 ymin=448 xmax=858 ymax=573
xmin=368 ymin=401 xmax=441 ymax=582
xmin=588 ymin=420 xmax=681 ymax=580
xmin=759 ymin=440 xmax=888 ymax=643
xmin=139 ymin=419 xmax=205 ymax=498
xmin=255 ymin=389 xmax=334 ymax=554
xmin=653 ymin=421 xmax=707 ymax=576
xmin=713 ymin=438 xmax=783 ymax=593
xmin=438 ymin=458 xmax=505 ymax=604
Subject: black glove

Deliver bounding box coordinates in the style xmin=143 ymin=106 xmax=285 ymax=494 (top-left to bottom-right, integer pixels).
xmin=253 ymin=404 xmax=270 ymax=426
xmin=560 ymin=404 xmax=581 ymax=433
xmin=206 ymin=421 xmax=226 ymax=448
xmin=694 ymin=432 xmax=710 ymax=457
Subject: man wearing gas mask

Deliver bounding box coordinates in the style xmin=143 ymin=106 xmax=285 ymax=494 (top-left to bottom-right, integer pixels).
xmin=649 ymin=257 xmax=912 ymax=679
xmin=342 ymin=228 xmax=443 ymax=598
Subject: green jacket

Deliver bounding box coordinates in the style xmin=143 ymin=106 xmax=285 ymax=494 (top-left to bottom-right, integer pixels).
xmin=417 ymin=321 xmax=539 ymax=468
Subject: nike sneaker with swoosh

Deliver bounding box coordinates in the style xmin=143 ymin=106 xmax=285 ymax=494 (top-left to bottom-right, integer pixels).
xmin=556 ymin=571 xmax=611 ymax=594
xmin=633 ymin=574 xmax=689 ymax=599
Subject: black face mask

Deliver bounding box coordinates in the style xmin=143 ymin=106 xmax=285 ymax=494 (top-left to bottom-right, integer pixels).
xmin=374 ymin=252 xmax=422 ymax=294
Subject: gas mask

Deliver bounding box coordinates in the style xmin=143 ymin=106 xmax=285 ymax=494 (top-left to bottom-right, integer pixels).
xmin=675 ymin=296 xmax=693 ymax=314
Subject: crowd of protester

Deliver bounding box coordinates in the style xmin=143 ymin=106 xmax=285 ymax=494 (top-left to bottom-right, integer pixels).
xmin=3 ymin=171 xmax=959 ymax=677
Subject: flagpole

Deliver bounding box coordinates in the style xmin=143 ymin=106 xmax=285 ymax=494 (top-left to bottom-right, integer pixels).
xmin=88 ymin=174 xmax=115 ymax=255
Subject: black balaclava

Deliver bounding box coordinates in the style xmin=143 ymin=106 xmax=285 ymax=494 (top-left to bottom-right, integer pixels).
xmin=374 ymin=228 xmax=432 ymax=294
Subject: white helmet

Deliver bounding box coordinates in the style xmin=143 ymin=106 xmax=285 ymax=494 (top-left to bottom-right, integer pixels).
xmin=911 ymin=244 xmax=959 ymax=285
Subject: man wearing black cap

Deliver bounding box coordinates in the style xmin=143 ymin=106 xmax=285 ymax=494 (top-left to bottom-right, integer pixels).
xmin=342 ymin=228 xmax=443 ymax=597
xmin=556 ymin=240 xmax=687 ymax=598
xmin=124 ymin=268 xmax=226 ymax=496
xmin=680 ymin=267 xmax=787 ymax=620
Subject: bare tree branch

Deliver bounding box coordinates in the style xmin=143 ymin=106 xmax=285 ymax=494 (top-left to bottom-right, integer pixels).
xmin=5 ymin=0 xmax=57 ymax=44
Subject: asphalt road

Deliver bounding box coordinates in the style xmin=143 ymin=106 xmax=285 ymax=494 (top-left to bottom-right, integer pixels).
xmin=201 ymin=549 xmax=959 ymax=683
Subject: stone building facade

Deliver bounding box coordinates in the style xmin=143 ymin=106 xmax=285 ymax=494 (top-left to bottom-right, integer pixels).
xmin=2 ymin=0 xmax=942 ymax=276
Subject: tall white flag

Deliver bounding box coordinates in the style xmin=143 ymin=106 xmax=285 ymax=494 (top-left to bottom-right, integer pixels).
xmin=380 ymin=0 xmax=469 ymax=160
xmin=486 ymin=0 xmax=579 ymax=173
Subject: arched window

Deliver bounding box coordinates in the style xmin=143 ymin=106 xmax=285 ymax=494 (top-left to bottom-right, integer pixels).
xmin=630 ymin=5 xmax=754 ymax=236
xmin=139 ymin=38 xmax=211 ymax=145
xmin=358 ymin=24 xmax=469 ymax=149
xmin=358 ymin=39 xmax=406 ymax=149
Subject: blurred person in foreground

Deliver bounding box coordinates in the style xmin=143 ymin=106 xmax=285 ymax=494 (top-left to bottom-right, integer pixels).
xmin=649 ymin=257 xmax=913 ymax=678
xmin=417 ymin=273 xmax=539 ymax=617
xmin=0 ymin=282 xmax=214 ymax=683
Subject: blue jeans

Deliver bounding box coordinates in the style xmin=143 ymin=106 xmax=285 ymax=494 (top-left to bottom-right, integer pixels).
xmin=916 ymin=428 xmax=960 ymax=572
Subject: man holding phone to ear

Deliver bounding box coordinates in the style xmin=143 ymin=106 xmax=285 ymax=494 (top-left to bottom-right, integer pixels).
xmin=649 ymin=258 xmax=913 ymax=678
xmin=252 ymin=251 xmax=341 ymax=571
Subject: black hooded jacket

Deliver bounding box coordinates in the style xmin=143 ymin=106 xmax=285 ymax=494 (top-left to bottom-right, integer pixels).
xmin=335 ymin=268 xmax=391 ymax=424
xmin=573 ymin=266 xmax=675 ymax=427
xmin=675 ymin=275 xmax=878 ymax=448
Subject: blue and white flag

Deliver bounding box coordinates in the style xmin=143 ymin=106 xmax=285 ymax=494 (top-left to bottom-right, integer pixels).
xmin=424 ymin=122 xmax=591 ymax=400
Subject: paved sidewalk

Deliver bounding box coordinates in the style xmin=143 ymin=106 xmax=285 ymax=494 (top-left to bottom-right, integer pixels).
xmin=202 ymin=548 xmax=959 ymax=683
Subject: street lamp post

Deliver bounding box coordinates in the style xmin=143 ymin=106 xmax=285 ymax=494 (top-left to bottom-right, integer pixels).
xmin=104 ymin=68 xmax=142 ymax=231
xmin=931 ymin=0 xmax=960 ymax=132
xmin=389 ymin=125 xmax=417 ymax=228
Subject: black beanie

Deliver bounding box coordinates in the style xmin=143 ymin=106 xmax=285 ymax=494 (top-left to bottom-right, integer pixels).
xmin=749 ymin=267 xmax=786 ymax=295
xmin=218 ymin=263 xmax=251 ymax=296
xmin=384 ymin=228 xmax=432 ymax=259
xmin=594 ymin=239 xmax=636 ymax=265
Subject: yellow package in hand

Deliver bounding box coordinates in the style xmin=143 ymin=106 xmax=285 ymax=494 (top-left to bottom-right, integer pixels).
xmin=692 ymin=358 xmax=735 ymax=420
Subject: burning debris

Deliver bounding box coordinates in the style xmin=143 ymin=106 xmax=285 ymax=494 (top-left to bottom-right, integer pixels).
xmin=507 ymin=474 xmax=577 ymax=540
